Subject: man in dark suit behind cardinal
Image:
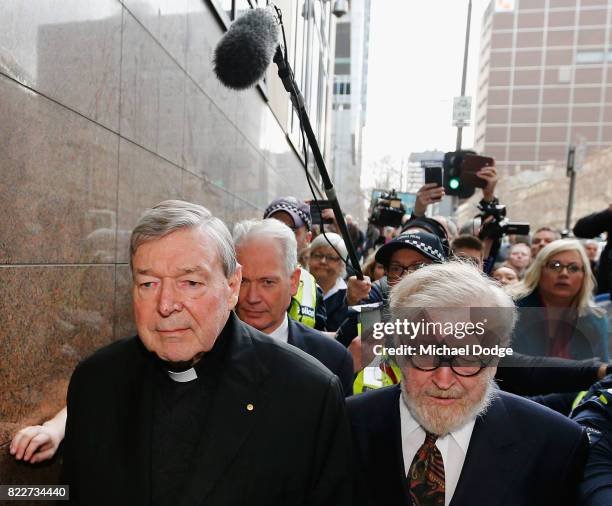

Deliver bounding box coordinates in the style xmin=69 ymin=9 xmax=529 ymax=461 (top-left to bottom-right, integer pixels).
xmin=61 ymin=200 xmax=352 ymax=506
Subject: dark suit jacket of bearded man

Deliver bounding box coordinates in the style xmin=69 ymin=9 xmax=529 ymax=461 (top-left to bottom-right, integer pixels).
xmin=61 ymin=312 xmax=352 ymax=506
xmin=347 ymin=384 xmax=588 ymax=506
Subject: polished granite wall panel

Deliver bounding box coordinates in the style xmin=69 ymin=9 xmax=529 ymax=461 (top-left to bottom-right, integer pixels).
xmin=0 ymin=444 xmax=60 ymax=495
xmin=0 ymin=0 xmax=122 ymax=131
xmin=183 ymin=79 xmax=213 ymax=176
xmin=120 ymin=10 xmax=186 ymax=167
xmin=234 ymin=93 xmax=266 ymax=148
xmin=268 ymin=164 xmax=308 ymax=202
xmin=181 ymin=168 xmax=230 ymax=219
xmin=0 ymin=74 xmax=119 ymax=264
xmin=0 ymin=265 xmax=115 ymax=427
xmin=1 ymin=1 xmax=318 ymax=477
xmin=182 ymin=0 xmax=287 ymax=168
xmin=113 ymin=264 xmax=137 ymax=340
xmin=182 ymin=77 xmax=310 ymax=208
xmin=121 ymin=0 xmax=189 ymax=68
xmin=183 ymin=79 xmax=238 ymax=188
xmin=184 ymin=0 xmax=234 ymax=118
xmin=232 ymin=194 xmax=263 ymax=224
xmin=115 ymin=138 xmax=183 ymax=263
xmin=229 ymin=135 xmax=268 ymax=207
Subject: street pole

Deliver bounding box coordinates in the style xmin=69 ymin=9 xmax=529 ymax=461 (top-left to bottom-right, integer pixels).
xmin=451 ymin=0 xmax=472 ymax=214
xmin=455 ymin=0 xmax=472 ymax=152
xmin=565 ymin=145 xmax=576 ymax=232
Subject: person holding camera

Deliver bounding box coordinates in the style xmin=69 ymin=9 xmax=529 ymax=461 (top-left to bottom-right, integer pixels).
xmin=345 ymin=163 xmax=500 ymax=317
xmin=574 ymin=204 xmax=612 ymax=296
xmin=414 ymin=164 xmax=500 ymax=272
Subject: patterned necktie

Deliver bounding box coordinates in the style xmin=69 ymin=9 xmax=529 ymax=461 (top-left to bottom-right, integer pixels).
xmin=408 ymin=432 xmax=445 ymax=506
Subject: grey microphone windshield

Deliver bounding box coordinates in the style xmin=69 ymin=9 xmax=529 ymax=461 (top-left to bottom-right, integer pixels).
xmin=213 ymin=7 xmax=280 ymax=90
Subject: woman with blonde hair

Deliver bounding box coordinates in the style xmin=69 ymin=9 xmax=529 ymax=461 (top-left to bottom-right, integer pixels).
xmin=510 ymin=239 xmax=608 ymax=360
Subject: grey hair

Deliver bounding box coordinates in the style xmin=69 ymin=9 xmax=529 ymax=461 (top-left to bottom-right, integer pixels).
xmin=233 ymin=218 xmax=298 ymax=276
xmin=310 ymin=232 xmax=348 ymax=278
xmin=130 ymin=200 xmax=237 ymax=278
xmin=389 ymin=260 xmax=517 ymax=346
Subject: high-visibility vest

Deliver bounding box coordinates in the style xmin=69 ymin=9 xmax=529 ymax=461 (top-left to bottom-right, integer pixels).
xmin=352 ymin=300 xmax=401 ymax=394
xmin=353 ymin=358 xmax=401 ymax=393
xmin=288 ymin=267 xmax=317 ymax=328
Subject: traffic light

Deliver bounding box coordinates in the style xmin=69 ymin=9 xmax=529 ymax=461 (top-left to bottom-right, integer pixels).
xmin=443 ymin=150 xmax=476 ymax=199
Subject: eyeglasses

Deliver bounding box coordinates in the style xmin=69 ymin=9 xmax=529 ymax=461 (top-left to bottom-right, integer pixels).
xmin=409 ymin=354 xmax=490 ymax=377
xmin=545 ymin=261 xmax=584 ymax=275
xmin=387 ymin=262 xmax=428 ymax=279
xmin=311 ymin=252 xmax=341 ymax=263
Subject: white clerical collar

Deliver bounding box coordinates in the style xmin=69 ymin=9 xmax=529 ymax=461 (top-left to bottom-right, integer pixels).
xmin=268 ymin=314 xmax=289 ymax=343
xmin=167 ymin=368 xmax=198 ymax=383
xmin=399 ymin=393 xmax=475 ymax=455
xmin=324 ymin=277 xmax=347 ymax=300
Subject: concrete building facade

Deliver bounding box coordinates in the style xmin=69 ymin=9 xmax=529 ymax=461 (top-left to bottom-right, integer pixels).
xmin=330 ymin=0 xmax=372 ymax=222
xmin=471 ymin=0 xmax=612 ymax=229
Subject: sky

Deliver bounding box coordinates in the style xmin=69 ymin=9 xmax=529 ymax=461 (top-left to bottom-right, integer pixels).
xmin=362 ymin=0 xmax=491 ymax=175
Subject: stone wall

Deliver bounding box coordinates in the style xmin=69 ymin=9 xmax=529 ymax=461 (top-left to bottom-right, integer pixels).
xmin=0 ymin=0 xmax=312 ymax=485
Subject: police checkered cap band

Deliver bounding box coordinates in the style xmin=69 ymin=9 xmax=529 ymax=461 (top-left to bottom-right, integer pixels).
xmin=376 ymin=231 xmax=447 ymax=266
xmin=397 ymin=235 xmax=445 ymax=262
xmin=264 ymin=198 xmax=312 ymax=230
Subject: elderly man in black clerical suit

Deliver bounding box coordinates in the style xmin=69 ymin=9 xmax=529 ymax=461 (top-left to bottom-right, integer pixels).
xmin=233 ymin=218 xmax=354 ymax=396
xmin=348 ymin=261 xmax=588 ymax=506
xmin=61 ymin=200 xmax=352 ymax=506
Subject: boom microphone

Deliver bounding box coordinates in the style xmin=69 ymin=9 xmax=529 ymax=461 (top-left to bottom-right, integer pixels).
xmin=213 ymin=7 xmax=280 ymax=90
xmin=213 ymin=6 xmax=365 ymax=280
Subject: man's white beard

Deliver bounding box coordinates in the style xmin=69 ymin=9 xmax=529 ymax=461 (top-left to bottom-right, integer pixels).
xmin=401 ymin=370 xmax=498 ymax=436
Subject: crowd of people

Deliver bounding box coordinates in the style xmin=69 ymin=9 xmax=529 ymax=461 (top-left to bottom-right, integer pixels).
xmin=8 ymin=165 xmax=612 ymax=505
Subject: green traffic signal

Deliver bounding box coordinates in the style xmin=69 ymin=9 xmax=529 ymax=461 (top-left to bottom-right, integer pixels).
xmin=443 ymin=150 xmax=477 ymax=198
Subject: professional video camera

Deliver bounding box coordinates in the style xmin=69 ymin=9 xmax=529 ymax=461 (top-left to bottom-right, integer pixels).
xmin=477 ymin=200 xmax=530 ymax=241
xmin=368 ymin=189 xmax=406 ymax=228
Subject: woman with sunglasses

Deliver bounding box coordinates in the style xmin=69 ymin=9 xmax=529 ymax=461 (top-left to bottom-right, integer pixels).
xmin=510 ymin=239 xmax=608 ymax=360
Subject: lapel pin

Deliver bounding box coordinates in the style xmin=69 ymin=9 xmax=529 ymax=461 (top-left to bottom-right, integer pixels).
xmin=246 ymin=403 xmax=254 ymax=412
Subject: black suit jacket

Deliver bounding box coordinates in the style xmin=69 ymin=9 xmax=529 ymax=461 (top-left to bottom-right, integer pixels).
xmin=62 ymin=313 xmax=352 ymax=506
xmin=287 ymin=318 xmax=354 ymax=396
xmin=347 ymin=385 xmax=588 ymax=506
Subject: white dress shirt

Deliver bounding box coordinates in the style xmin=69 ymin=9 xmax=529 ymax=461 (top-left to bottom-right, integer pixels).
xmin=323 ymin=276 xmax=347 ymax=300
xmin=399 ymin=396 xmax=475 ymax=506
xmin=268 ymin=313 xmax=290 ymax=343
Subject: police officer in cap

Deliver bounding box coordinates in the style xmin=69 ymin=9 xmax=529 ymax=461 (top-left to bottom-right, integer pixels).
xmin=344 ymin=230 xmax=447 ymax=317
xmin=264 ymin=197 xmax=327 ymax=330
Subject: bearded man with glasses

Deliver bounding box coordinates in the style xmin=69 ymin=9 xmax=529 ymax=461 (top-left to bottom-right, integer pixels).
xmin=347 ymin=261 xmax=588 ymax=506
